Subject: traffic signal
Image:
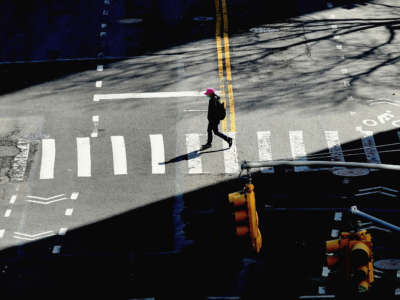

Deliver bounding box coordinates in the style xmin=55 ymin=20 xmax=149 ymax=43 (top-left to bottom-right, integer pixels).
xmin=228 ymin=183 xmax=262 ymax=253
xmin=349 ymin=230 xmax=374 ymax=293
xmin=325 ymin=230 xmax=374 ymax=293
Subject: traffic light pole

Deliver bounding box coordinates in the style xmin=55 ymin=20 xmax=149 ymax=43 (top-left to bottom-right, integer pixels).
xmin=350 ymin=206 xmax=400 ymax=233
xmin=241 ymin=160 xmax=400 ymax=171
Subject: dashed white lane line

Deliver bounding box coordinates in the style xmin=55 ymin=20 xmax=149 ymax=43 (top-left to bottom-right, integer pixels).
xmin=9 ymin=195 xmax=17 ymax=204
xmin=331 ymin=24 xmax=338 ymax=29
xmin=111 ymin=136 xmax=128 ymax=175
xmin=223 ymin=133 xmax=239 ymax=174
xmin=0 ymin=229 xmax=5 ymax=238
xmin=93 ymin=91 xmax=218 ymax=102
xmin=186 ymin=134 xmax=202 ymax=174
xmin=334 ymin=35 xmax=341 ymax=40
xmin=331 ymin=229 xmax=339 ymax=238
xmin=77 ymin=137 xmax=91 ymax=177
xmin=97 ymin=65 xmax=103 ymax=71
xmin=101 ymin=23 xmax=107 ymax=29
xmin=100 ymin=32 xmax=107 ymax=38
xmin=95 ymin=81 xmax=102 ymax=88
xmin=58 ymin=228 xmax=68 ymax=235
xmin=70 ymin=192 xmax=79 ymax=200
xmin=150 ymin=134 xmax=166 ymax=174
xmin=334 ymin=212 xmax=343 ymax=221
xmin=4 ymin=209 xmax=11 ymax=217
xmin=341 ymin=68 xmax=348 ymax=74
xmin=257 ymin=131 xmax=274 ymax=173
xmin=52 ymin=245 xmax=61 ymax=254
xmin=40 ymin=139 xmax=56 ymax=179
xmin=91 ymin=115 xmax=99 ymax=138
xmin=65 ymin=208 xmax=73 ymax=216
xmin=336 ymin=45 xmax=343 ymax=50
xmin=103 ymin=9 xmax=109 ymax=16
xmin=322 ymin=266 xmax=329 ymax=277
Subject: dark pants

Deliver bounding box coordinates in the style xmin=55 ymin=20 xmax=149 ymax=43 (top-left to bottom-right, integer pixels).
xmin=207 ymin=122 xmax=229 ymax=144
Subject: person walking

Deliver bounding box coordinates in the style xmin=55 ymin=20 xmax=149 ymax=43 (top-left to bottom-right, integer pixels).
xmin=202 ymin=88 xmax=232 ymax=149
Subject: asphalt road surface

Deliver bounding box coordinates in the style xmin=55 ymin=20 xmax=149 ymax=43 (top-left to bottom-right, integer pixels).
xmin=1 ymin=0 xmax=400 ymax=298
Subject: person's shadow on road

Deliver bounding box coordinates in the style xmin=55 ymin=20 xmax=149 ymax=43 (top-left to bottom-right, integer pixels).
xmin=160 ymin=147 xmax=229 ymax=165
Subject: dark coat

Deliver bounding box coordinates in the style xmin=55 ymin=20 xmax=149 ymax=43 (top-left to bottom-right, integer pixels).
xmin=207 ymin=94 xmax=221 ymax=123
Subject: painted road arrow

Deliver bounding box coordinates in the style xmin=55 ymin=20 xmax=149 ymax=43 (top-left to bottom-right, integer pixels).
xmin=13 ymin=231 xmax=55 ymax=241
xmin=355 ymin=186 xmax=399 ymax=198
xmin=26 ymin=194 xmax=67 ymax=205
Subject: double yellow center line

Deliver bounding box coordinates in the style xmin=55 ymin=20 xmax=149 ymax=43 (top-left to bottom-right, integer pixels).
xmin=215 ymin=0 xmax=236 ymax=133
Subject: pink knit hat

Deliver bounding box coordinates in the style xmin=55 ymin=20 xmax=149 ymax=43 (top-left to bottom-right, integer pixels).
xmin=204 ymin=88 xmax=215 ymax=96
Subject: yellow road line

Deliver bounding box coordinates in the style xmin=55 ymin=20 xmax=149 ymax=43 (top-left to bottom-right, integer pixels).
xmin=221 ymin=0 xmax=236 ymax=132
xmin=215 ymin=0 xmax=227 ymax=132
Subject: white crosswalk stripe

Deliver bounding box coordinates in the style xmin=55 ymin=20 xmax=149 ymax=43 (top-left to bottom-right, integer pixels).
xmin=77 ymin=137 xmax=91 ymax=177
xmin=186 ymin=134 xmax=202 ymax=174
xmin=223 ymin=132 xmax=239 ymax=174
xmin=324 ymin=131 xmax=345 ymax=162
xmin=289 ymin=131 xmax=311 ymax=172
xmin=150 ymin=134 xmax=166 ymax=174
xmin=35 ymin=129 xmax=389 ymax=179
xmin=40 ymin=139 xmax=55 ymax=179
xmin=111 ymin=136 xmax=128 ymax=175
xmin=257 ymin=131 xmax=274 ymax=173
xmin=360 ymin=131 xmax=381 ymax=164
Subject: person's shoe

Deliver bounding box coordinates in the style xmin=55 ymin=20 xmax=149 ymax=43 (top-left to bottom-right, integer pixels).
xmin=201 ymin=143 xmax=211 ymax=150
xmin=227 ymin=138 xmax=233 ymax=148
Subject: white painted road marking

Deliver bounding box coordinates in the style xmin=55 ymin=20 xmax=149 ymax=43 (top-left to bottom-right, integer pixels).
xmin=52 ymin=245 xmax=61 ymax=254
xmin=0 ymin=229 xmax=4 ymax=238
xmin=93 ymin=91 xmax=220 ymax=102
xmin=95 ymin=81 xmax=102 ymax=88
xmin=58 ymin=228 xmax=68 ymax=235
xmin=325 ymin=131 xmax=345 ymax=162
xmin=322 ymin=266 xmax=329 ymax=277
xmin=70 ymin=192 xmax=79 ymax=200
xmin=40 ymin=139 xmax=55 ymax=179
xmin=9 ymin=195 xmax=17 ymax=204
xmin=334 ymin=212 xmax=343 ymax=221
xmin=150 ymin=134 xmax=165 ymax=174
xmin=4 ymin=209 xmax=11 ymax=217
xmin=360 ymin=131 xmax=381 ymax=164
xmin=97 ymin=65 xmax=103 ymax=71
xmin=186 ymin=134 xmax=202 ymax=174
xmin=331 ymin=229 xmax=339 ymax=238
xmin=223 ymin=133 xmax=239 ymax=174
xmin=257 ymin=131 xmax=274 ymax=173
xmin=13 ymin=231 xmax=54 ymax=240
xmin=65 ymin=208 xmax=73 ymax=216
xmin=289 ymin=131 xmax=311 ymax=172
xmin=111 ymin=136 xmax=128 ymax=175
xmin=77 ymin=138 xmax=91 ymax=177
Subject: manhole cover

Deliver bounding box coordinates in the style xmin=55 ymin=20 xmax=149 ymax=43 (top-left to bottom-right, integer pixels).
xmin=332 ymin=168 xmax=370 ymax=177
xmin=375 ymin=259 xmax=400 ymax=270
xmin=0 ymin=145 xmax=19 ymax=156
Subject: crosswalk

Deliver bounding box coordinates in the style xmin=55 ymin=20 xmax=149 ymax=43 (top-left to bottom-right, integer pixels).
xmin=34 ymin=130 xmax=389 ymax=180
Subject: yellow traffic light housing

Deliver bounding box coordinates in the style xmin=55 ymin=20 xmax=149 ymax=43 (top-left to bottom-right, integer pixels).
xmin=228 ymin=183 xmax=262 ymax=253
xmin=325 ymin=230 xmax=374 ymax=293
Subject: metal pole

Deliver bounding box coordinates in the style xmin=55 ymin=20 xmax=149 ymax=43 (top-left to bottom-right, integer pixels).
xmin=241 ymin=160 xmax=400 ymax=172
xmin=350 ymin=206 xmax=400 ymax=233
